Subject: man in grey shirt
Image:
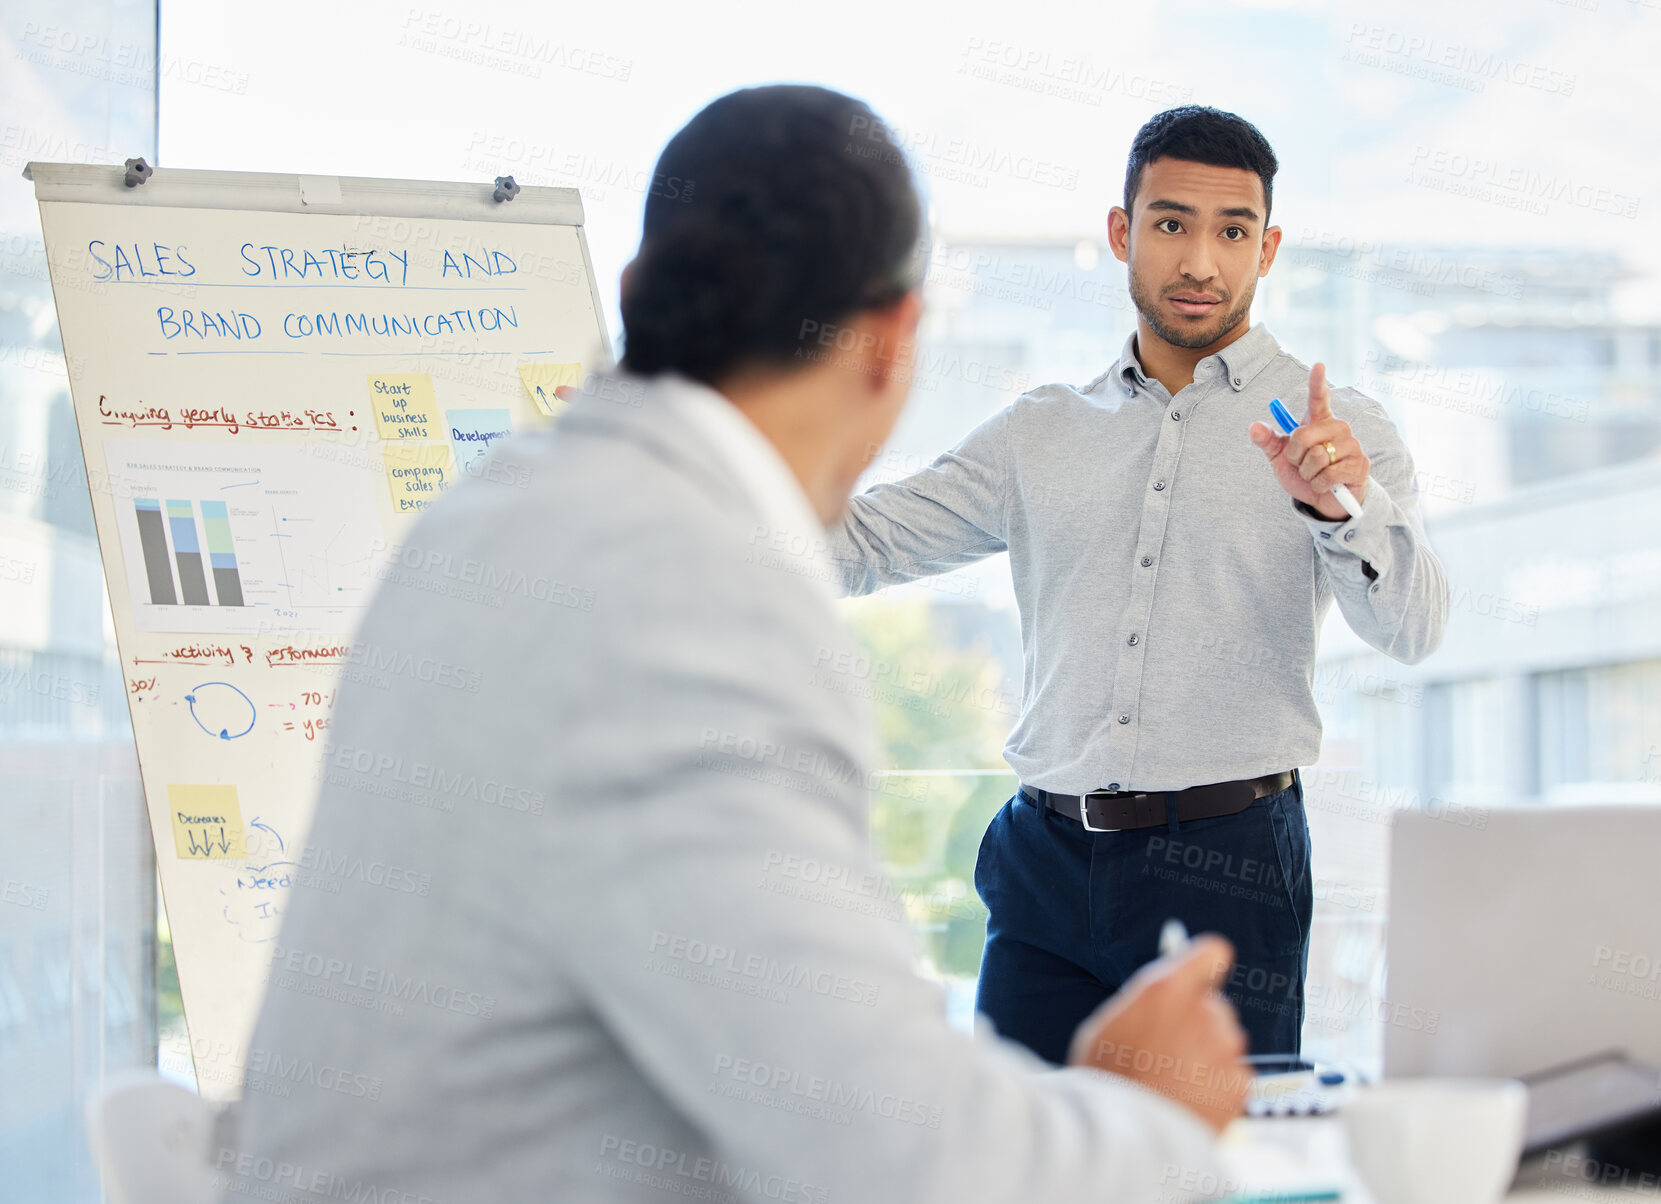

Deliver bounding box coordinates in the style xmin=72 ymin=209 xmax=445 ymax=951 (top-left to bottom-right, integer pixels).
xmin=830 ymin=106 xmax=1448 ymax=1063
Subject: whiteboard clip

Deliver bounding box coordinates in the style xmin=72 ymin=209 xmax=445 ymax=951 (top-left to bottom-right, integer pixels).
xmin=124 ymin=157 xmax=153 ymax=188
xmin=492 ymin=175 xmax=520 ymax=203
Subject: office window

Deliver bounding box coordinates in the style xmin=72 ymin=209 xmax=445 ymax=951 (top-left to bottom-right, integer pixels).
xmin=839 ymin=587 xmax=1023 ymax=1026
xmin=1537 ymin=661 xmax=1661 ymax=803
xmin=1 ymin=1 xmax=160 ymax=1196
xmin=1428 ymin=677 xmax=1529 ymax=807
xmin=0 ymin=0 xmax=1641 ymax=1148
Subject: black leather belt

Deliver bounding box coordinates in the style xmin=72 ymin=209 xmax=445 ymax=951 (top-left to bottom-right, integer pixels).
xmin=1022 ymin=770 xmax=1296 ymax=833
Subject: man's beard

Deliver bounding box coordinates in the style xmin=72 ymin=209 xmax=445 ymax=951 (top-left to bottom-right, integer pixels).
xmin=1128 ymin=270 xmax=1255 ymax=351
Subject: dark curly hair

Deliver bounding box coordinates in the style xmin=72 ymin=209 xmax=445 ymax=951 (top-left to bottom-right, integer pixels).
xmin=1124 ymin=106 xmax=1279 ymax=222
xmin=620 ymin=85 xmax=925 ymax=385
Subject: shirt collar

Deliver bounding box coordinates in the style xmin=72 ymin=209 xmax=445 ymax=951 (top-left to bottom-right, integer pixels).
xmin=1112 ymin=332 xmax=1150 ymax=392
xmin=1213 ymin=323 xmax=1280 ymax=390
xmin=1111 ymin=323 xmax=1281 ymax=394
xmin=652 ymin=373 xmax=836 ymax=603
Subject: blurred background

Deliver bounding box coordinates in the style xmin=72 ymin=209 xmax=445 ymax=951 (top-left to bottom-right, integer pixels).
xmin=3 ymin=0 xmax=1658 ymax=1197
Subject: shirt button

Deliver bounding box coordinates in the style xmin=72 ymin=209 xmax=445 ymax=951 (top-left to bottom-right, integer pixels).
xmin=1344 ymin=530 xmax=1356 ymax=542
xmin=1127 ymin=633 xmax=1139 ymax=646
xmin=1171 ymin=410 xmax=1181 ymax=421
xmin=1370 ymin=582 xmax=1381 ymax=594
xmin=1107 ymin=783 xmax=1121 ymax=792
xmin=1117 ymin=713 xmax=1131 ymax=724
xmin=1140 ymin=556 xmax=1153 ymax=567
xmin=1233 ymin=376 xmax=1242 ymax=387
xmin=1319 ymin=531 xmax=1332 ymax=540
xmin=1153 ymin=481 xmax=1165 ymax=491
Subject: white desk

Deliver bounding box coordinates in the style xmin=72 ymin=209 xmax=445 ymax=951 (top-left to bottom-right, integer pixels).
xmin=1233 ymin=1116 xmax=1638 ymax=1203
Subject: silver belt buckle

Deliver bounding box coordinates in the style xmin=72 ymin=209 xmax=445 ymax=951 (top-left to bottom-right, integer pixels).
xmin=1079 ymin=791 xmax=1119 ymax=833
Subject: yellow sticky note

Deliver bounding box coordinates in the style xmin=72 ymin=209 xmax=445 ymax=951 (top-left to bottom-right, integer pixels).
xmin=382 ymin=442 xmax=456 ymax=514
xmin=518 ymin=362 xmax=583 ymax=417
xmin=368 ymin=372 xmax=440 ymax=440
xmin=168 ymin=784 xmax=246 ymax=860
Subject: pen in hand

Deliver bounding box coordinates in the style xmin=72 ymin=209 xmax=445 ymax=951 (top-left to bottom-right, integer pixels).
xmin=1268 ymin=398 xmax=1364 ymax=520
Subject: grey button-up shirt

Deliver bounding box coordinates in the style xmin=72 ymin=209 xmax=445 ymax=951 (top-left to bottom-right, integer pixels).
xmin=829 ymin=324 xmax=1448 ymax=793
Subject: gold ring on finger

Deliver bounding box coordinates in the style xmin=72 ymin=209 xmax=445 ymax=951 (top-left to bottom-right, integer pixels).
xmin=1324 ymin=441 xmax=1338 ymax=465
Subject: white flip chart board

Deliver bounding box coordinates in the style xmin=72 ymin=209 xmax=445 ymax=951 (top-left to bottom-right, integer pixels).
xmin=27 ymin=163 xmax=611 ymax=1099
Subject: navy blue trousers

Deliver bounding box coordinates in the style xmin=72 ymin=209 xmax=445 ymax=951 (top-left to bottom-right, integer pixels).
xmin=973 ymin=775 xmax=1312 ymax=1066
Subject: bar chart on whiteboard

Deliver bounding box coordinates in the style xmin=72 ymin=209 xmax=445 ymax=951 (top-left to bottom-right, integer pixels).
xmin=104 ymin=438 xmax=385 ymax=635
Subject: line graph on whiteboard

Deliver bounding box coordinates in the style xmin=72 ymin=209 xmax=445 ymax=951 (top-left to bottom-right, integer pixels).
xmin=104 ymin=438 xmax=386 ymax=635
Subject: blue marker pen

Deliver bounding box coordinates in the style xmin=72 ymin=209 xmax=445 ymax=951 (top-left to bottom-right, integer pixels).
xmin=1269 ymin=398 xmax=1364 ymax=520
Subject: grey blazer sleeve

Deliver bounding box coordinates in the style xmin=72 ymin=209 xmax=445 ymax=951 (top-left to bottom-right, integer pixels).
xmin=548 ymin=525 xmax=1224 ymax=1204
xmin=1293 ymin=389 xmax=1449 ymax=665
xmin=828 ymin=406 xmax=1011 ymax=597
